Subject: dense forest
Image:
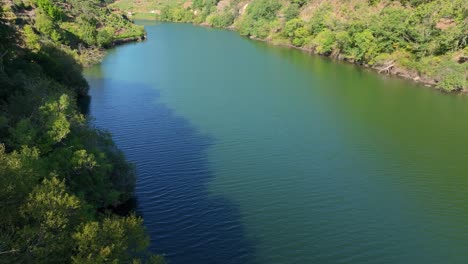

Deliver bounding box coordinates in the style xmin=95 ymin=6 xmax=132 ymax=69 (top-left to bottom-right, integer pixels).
xmin=113 ymin=0 xmax=467 ymax=91
xmin=0 ymin=0 xmax=163 ymax=263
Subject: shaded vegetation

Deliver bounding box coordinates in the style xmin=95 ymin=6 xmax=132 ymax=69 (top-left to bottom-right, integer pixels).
xmin=0 ymin=1 xmax=162 ymax=263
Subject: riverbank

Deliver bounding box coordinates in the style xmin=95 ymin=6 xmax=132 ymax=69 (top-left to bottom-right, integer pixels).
xmin=131 ymin=19 xmax=453 ymax=90
xmin=0 ymin=1 xmax=163 ymax=262
xmin=113 ymin=34 xmax=147 ymax=46
xmin=114 ymin=0 xmax=467 ymax=92
xmin=244 ymin=34 xmax=440 ymax=90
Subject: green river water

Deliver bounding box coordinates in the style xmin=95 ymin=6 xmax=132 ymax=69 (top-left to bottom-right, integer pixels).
xmin=85 ymin=22 xmax=468 ymax=264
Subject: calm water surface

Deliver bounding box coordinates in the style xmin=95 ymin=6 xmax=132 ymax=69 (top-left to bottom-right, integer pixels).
xmin=84 ymin=22 xmax=468 ymax=264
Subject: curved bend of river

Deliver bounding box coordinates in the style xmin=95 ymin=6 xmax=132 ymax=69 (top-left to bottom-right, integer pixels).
xmin=84 ymin=22 xmax=468 ymax=264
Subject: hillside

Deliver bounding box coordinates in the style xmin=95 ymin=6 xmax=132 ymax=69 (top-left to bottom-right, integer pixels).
xmin=2 ymin=0 xmax=145 ymax=65
xmin=112 ymin=0 xmax=467 ymax=91
xmin=0 ymin=1 xmax=163 ymax=263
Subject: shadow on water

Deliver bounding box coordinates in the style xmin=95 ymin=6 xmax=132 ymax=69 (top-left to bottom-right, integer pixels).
xmin=86 ymin=78 xmax=256 ymax=264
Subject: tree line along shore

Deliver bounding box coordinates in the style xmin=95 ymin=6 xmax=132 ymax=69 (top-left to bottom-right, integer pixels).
xmin=113 ymin=0 xmax=467 ymax=91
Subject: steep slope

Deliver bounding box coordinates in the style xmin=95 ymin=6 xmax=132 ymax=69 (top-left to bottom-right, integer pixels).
xmin=0 ymin=1 xmax=163 ymax=263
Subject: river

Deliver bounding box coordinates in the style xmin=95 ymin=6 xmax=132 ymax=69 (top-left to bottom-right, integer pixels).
xmin=84 ymin=22 xmax=468 ymax=264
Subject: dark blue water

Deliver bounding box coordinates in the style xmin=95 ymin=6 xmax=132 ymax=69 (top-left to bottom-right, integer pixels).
xmin=86 ymin=78 xmax=254 ymax=263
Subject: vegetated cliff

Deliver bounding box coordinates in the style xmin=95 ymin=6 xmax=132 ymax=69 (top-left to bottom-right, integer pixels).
xmin=0 ymin=1 xmax=163 ymax=263
xmin=113 ymin=0 xmax=467 ymax=91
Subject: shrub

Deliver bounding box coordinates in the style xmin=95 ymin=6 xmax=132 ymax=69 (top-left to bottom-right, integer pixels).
xmin=312 ymin=29 xmax=335 ymax=54
xmin=23 ymin=25 xmax=40 ymax=50
xmin=97 ymin=28 xmax=113 ymax=48
xmin=283 ymin=19 xmax=310 ymax=47
xmin=247 ymin=0 xmax=281 ymax=21
xmin=284 ymin=3 xmax=300 ymax=21
xmin=209 ymin=12 xmax=235 ymax=28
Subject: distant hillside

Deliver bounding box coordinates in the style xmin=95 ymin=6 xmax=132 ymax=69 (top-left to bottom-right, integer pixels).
xmin=113 ymin=0 xmax=467 ymax=91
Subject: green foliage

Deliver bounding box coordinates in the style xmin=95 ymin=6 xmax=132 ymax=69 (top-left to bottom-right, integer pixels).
xmin=193 ymin=0 xmax=204 ymax=9
xmin=352 ymin=29 xmax=379 ymax=63
xmin=284 ymin=19 xmax=310 ymax=47
xmin=160 ymin=6 xmax=193 ymax=22
xmin=284 ymin=3 xmax=300 ymax=21
xmin=0 ymin=144 xmax=41 ymax=226
xmin=369 ymin=7 xmax=410 ymax=53
xmin=77 ymin=18 xmax=98 ymax=46
xmin=312 ymin=29 xmax=335 ymax=54
xmin=236 ymin=0 xmax=282 ymax=38
xmin=23 ymin=25 xmax=40 ymax=50
xmin=439 ymin=72 xmax=465 ymax=91
xmin=17 ymin=177 xmax=82 ymax=263
xmin=247 ymin=0 xmax=281 ymax=20
xmin=39 ymin=94 xmax=73 ymax=147
xmin=35 ymin=10 xmax=55 ymax=35
xmin=72 ymin=215 xmax=151 ymax=263
xmin=308 ymin=4 xmax=332 ymax=36
xmin=0 ymin=2 xmax=164 ymax=263
xmin=35 ymin=0 xmax=63 ymax=20
xmin=96 ymin=28 xmax=113 ymax=48
xmin=238 ymin=17 xmax=275 ymax=38
xmin=208 ymin=12 xmax=235 ymax=28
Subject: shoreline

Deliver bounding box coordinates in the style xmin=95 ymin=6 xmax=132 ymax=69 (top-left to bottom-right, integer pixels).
xmin=220 ymin=24 xmax=455 ymax=92
xmin=254 ymin=38 xmax=443 ymax=92
xmin=112 ymin=34 xmax=147 ymax=46
xmin=135 ymin=19 xmax=461 ymax=93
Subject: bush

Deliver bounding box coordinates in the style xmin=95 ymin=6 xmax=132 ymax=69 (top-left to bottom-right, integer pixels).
xmin=353 ymin=29 xmax=379 ymax=63
xmin=312 ymin=29 xmax=335 ymax=54
xmin=23 ymin=25 xmax=40 ymax=50
xmin=209 ymin=12 xmax=235 ymax=28
xmin=247 ymin=0 xmax=281 ymax=20
xmin=283 ymin=19 xmax=310 ymax=47
xmin=439 ymin=72 xmax=465 ymax=91
xmin=284 ymin=3 xmax=300 ymax=21
xmin=35 ymin=0 xmax=63 ymax=20
xmin=308 ymin=4 xmax=332 ymax=36
xmin=35 ymin=10 xmax=55 ymax=35
xmin=97 ymin=28 xmax=113 ymax=48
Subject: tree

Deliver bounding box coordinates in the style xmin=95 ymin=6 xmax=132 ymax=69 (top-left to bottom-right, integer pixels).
xmin=35 ymin=10 xmax=55 ymax=35
xmin=23 ymin=25 xmax=40 ymax=50
xmin=312 ymin=29 xmax=335 ymax=54
xmin=97 ymin=28 xmax=113 ymax=48
xmin=353 ymin=29 xmax=378 ymax=63
xmin=284 ymin=19 xmax=310 ymax=47
xmin=39 ymin=94 xmax=73 ymax=148
xmin=0 ymin=145 xmax=41 ymax=227
xmin=17 ymin=177 xmax=83 ymax=263
xmin=247 ymin=0 xmax=281 ymax=21
xmin=72 ymin=215 xmax=154 ymax=264
xmin=284 ymin=3 xmax=300 ymax=21
xmin=0 ymin=2 xmax=163 ymax=264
